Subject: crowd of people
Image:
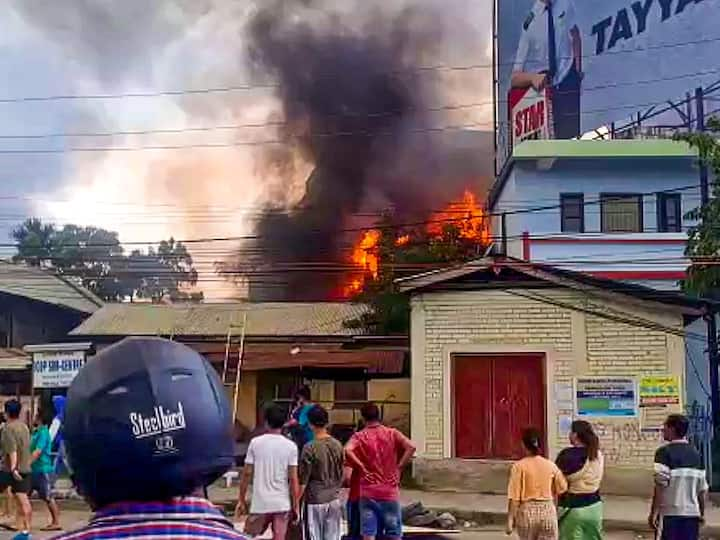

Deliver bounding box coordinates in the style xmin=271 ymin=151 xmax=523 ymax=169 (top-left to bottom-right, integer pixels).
xmin=0 ymin=337 xmax=711 ymax=540
xmin=0 ymin=400 xmax=62 ymax=538
xmin=505 ymin=414 xmax=708 ymax=540
xmin=236 ymin=386 xmax=416 ymax=540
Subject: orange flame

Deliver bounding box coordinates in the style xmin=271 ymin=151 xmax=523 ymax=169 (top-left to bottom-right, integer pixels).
xmin=343 ymin=190 xmax=490 ymax=297
xmin=344 ymin=229 xmax=381 ymax=296
xmin=427 ymin=190 xmax=489 ymax=243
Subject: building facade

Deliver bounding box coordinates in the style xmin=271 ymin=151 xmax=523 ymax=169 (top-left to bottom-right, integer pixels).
xmin=490 ymin=140 xmax=700 ymax=290
xmin=0 ymin=262 xmax=103 ymax=419
xmin=70 ymin=302 xmax=410 ymax=442
xmin=399 ymin=259 xmax=711 ymax=496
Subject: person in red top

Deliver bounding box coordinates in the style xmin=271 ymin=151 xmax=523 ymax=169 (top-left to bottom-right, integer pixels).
xmin=344 ymin=403 xmax=415 ymax=540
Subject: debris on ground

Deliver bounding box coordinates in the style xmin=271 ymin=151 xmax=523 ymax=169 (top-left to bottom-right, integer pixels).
xmin=401 ymin=502 xmax=458 ymax=530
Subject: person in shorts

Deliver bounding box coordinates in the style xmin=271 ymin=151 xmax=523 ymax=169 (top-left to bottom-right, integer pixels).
xmin=29 ymin=409 xmax=60 ymax=531
xmin=345 ymin=403 xmax=415 ymax=540
xmin=299 ymin=405 xmax=343 ymax=540
xmin=0 ymin=412 xmax=15 ymax=522
xmin=237 ymin=404 xmax=300 ymax=540
xmin=0 ymin=399 xmax=33 ymax=536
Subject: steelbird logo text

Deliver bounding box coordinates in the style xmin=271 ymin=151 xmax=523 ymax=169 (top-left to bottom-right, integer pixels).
xmin=130 ymin=402 xmax=187 ymax=439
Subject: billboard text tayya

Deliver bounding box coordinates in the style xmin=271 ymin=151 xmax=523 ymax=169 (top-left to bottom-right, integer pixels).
xmin=496 ymin=0 xmax=719 ymax=165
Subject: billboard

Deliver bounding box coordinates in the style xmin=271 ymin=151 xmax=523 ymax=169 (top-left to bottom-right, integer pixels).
xmin=496 ymin=0 xmax=720 ymax=167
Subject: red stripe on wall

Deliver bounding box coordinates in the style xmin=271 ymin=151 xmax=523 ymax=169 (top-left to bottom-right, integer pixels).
xmin=531 ymin=237 xmax=686 ymax=245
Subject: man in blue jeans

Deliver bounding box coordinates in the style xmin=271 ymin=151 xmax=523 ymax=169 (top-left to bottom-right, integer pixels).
xmin=345 ymin=403 xmax=415 ymax=540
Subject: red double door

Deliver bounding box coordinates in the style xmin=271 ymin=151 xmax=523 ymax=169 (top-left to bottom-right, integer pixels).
xmin=454 ymin=354 xmax=545 ymax=460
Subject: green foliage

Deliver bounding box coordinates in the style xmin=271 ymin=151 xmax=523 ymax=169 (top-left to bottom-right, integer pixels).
xmin=345 ymin=214 xmax=487 ymax=334
xmin=12 ymin=219 xmax=202 ymax=303
xmin=680 ymin=117 xmax=720 ymax=296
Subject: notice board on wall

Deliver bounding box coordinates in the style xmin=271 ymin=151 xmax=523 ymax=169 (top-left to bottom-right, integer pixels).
xmin=575 ymin=377 xmax=637 ymax=418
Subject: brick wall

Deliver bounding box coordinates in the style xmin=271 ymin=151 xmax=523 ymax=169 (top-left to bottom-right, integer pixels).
xmin=411 ymin=288 xmax=684 ymax=468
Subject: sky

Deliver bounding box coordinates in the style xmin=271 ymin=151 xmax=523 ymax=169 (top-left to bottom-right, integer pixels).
xmin=0 ymin=0 xmax=493 ymax=298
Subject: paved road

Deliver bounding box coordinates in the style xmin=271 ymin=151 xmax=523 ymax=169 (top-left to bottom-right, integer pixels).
xmin=1 ymin=505 xmax=651 ymax=540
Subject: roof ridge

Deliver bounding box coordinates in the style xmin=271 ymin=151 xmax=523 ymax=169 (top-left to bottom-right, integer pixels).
xmin=52 ymin=273 xmax=104 ymax=308
xmin=0 ymin=260 xmax=103 ymax=312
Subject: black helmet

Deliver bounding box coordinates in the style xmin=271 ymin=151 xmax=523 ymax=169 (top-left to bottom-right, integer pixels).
xmin=64 ymin=337 xmax=234 ymax=507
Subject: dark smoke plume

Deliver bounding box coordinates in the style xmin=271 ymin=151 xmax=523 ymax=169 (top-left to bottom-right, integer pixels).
xmin=239 ymin=0 xmax=493 ymax=300
xmin=9 ymin=0 xmax=492 ymax=300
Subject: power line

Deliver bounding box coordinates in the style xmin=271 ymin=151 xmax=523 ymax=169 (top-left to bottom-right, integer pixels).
xmin=0 ymin=121 xmax=494 ymax=154
xmin=1 ymin=35 xmax=720 ymax=104
xmin=3 ymin=67 xmax=720 ymax=141
xmin=504 ymin=289 xmax=706 ymax=342
xmin=0 ymin=101 xmax=491 ymax=140
xmin=0 ymin=183 xmax=701 ymax=249
xmin=0 ymin=91 xmax=714 ymax=154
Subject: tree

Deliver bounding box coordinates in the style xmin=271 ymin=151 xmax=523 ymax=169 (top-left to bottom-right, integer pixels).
xmin=127 ymin=239 xmax=201 ymax=302
xmin=12 ymin=219 xmax=203 ymax=303
xmin=681 ymin=117 xmax=720 ymax=296
xmin=345 ymin=214 xmax=488 ymax=334
xmin=11 ymin=218 xmax=56 ymax=267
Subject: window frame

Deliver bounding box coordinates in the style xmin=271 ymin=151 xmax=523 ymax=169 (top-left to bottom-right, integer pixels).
xmin=560 ymin=193 xmax=585 ymax=233
xmin=656 ymin=192 xmax=682 ymax=233
xmin=600 ymin=192 xmax=644 ymax=233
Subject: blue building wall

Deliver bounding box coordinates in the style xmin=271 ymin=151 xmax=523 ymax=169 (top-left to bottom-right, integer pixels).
xmin=496 ymin=158 xmax=700 ymax=234
xmin=493 ymin=157 xmax=700 ymax=271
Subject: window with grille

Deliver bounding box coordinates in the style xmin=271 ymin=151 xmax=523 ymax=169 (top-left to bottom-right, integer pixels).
xmin=601 ymin=193 xmax=643 ymax=233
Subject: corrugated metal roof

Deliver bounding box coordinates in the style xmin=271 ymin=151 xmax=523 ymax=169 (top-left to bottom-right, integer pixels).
xmin=70 ymin=302 xmax=371 ymax=337
xmin=0 ymin=262 xmax=103 ymax=314
xmin=513 ymin=139 xmax=697 ymax=160
xmin=0 ymin=348 xmax=31 ymax=371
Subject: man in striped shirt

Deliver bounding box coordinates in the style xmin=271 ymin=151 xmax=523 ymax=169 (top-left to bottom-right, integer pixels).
xmin=52 ymin=498 xmax=246 ymax=540
xmin=48 ymin=337 xmax=249 ymax=540
xmin=649 ymin=414 xmax=708 ymax=540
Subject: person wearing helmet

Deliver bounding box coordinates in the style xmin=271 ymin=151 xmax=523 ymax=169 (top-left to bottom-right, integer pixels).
xmin=51 ymin=337 xmax=248 ymax=540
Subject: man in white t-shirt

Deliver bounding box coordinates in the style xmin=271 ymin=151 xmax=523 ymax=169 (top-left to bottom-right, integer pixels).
xmin=236 ymin=404 xmax=299 ymax=540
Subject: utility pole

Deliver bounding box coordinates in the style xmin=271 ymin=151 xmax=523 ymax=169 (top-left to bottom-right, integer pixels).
xmin=697 ymin=87 xmax=710 ymax=206
xmin=697 ymin=85 xmax=720 ymax=486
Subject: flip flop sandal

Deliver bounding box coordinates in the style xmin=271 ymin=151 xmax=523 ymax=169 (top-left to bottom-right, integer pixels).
xmin=40 ymin=526 xmax=63 ymax=532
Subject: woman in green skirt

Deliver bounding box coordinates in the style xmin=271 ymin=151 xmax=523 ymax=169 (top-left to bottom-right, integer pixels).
xmin=555 ymin=421 xmax=604 ymax=540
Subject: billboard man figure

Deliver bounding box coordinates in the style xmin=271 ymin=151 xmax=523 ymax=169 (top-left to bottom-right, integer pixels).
xmin=511 ymin=0 xmax=583 ymax=139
